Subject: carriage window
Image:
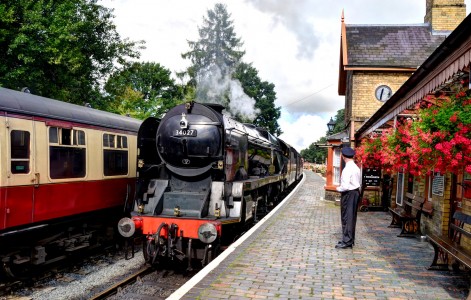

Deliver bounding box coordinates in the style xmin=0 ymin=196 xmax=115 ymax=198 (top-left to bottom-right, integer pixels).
xmin=49 ymin=127 xmax=86 ymax=179
xmin=74 ymin=130 xmax=85 ymax=146
xmin=61 ymin=128 xmax=71 ymax=145
xmin=49 ymin=127 xmax=58 ymax=143
xmin=11 ymin=130 xmax=30 ymax=174
xmin=103 ymin=133 xmax=128 ymax=176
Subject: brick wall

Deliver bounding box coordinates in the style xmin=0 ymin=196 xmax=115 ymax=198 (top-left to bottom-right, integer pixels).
xmin=425 ymin=0 xmax=466 ymax=31
xmin=347 ymin=72 xmax=411 ymax=130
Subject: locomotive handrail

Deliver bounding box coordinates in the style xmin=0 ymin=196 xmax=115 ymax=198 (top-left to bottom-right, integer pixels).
xmin=226 ymin=127 xmax=273 ymax=148
xmin=139 ymin=163 xmax=165 ymax=172
xmin=226 ymin=127 xmax=248 ymax=136
xmin=188 ymin=121 xmax=221 ymax=126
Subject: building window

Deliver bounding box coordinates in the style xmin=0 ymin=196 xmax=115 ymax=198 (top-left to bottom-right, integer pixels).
xmin=333 ymin=147 xmax=341 ymax=185
xmin=49 ymin=127 xmax=86 ymax=179
xmin=103 ymin=133 xmax=128 ymax=176
xmin=11 ymin=130 xmax=30 ymax=174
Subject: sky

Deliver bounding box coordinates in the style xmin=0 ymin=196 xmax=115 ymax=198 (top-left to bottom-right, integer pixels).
xmin=100 ymin=0 xmax=471 ymax=152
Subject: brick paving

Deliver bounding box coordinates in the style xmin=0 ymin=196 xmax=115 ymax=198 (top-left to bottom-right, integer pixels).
xmin=181 ymin=171 xmax=470 ymax=299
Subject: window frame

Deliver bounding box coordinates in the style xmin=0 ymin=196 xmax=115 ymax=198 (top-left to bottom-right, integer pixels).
xmin=333 ymin=147 xmax=341 ymax=185
xmin=103 ymin=133 xmax=129 ymax=177
xmin=48 ymin=126 xmax=87 ymax=180
xmin=10 ymin=130 xmax=31 ymax=174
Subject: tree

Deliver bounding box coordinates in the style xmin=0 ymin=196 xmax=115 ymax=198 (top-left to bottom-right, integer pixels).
xmin=0 ymin=0 xmax=141 ymax=106
xmin=104 ymin=62 xmax=184 ymax=119
xmin=301 ymin=137 xmax=328 ymax=163
xmin=330 ymin=109 xmax=345 ymax=135
xmin=234 ymin=62 xmax=282 ymax=135
xmin=300 ymin=108 xmax=345 ymax=162
xmin=181 ymin=3 xmax=246 ymax=111
xmin=181 ymin=3 xmax=245 ymax=87
xmin=181 ymin=3 xmax=282 ymax=135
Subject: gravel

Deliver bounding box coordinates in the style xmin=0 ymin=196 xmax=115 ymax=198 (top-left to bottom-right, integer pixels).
xmin=2 ymin=252 xmax=146 ymax=300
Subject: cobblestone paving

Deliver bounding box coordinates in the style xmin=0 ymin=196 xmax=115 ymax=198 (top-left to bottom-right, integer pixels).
xmin=182 ymin=171 xmax=470 ymax=300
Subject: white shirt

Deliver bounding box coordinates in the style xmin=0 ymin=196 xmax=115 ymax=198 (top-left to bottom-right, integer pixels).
xmin=336 ymin=160 xmax=361 ymax=192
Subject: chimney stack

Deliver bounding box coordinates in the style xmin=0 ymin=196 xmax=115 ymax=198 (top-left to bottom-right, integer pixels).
xmin=424 ymin=0 xmax=466 ymax=32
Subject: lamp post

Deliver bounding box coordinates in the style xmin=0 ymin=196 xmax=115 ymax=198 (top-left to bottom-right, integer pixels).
xmin=327 ymin=117 xmax=336 ymax=134
xmin=341 ymin=136 xmax=350 ymax=147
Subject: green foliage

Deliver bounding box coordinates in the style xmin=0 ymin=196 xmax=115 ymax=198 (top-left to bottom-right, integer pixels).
xmin=300 ymin=136 xmax=328 ymax=163
xmin=418 ymin=91 xmax=471 ymax=135
xmin=181 ymin=3 xmax=281 ymax=135
xmin=181 ymin=3 xmax=245 ymax=84
xmin=104 ymin=62 xmax=184 ymax=119
xmin=330 ymin=109 xmax=345 ymax=135
xmin=0 ymin=0 xmax=141 ymax=105
xmin=300 ymin=108 xmax=345 ymax=162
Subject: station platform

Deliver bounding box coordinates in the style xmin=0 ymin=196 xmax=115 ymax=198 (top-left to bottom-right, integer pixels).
xmin=169 ymin=171 xmax=470 ymax=299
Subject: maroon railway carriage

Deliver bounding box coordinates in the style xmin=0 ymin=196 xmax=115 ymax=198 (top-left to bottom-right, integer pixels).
xmin=0 ymin=87 xmax=141 ymax=277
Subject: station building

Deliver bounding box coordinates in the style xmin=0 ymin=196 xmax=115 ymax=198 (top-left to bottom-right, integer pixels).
xmin=326 ymin=0 xmax=467 ymax=203
xmin=327 ymin=0 xmax=471 ymax=267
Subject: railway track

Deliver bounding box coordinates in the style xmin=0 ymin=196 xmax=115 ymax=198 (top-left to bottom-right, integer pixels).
xmin=89 ymin=266 xmax=153 ymax=300
xmin=1 ymin=179 xmax=301 ymax=300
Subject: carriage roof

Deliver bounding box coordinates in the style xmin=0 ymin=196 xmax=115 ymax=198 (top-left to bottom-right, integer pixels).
xmin=0 ymin=88 xmax=141 ymax=132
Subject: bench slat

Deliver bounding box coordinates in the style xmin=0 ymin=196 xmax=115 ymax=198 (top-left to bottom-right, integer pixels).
xmin=450 ymin=223 xmax=471 ymax=239
xmin=428 ymin=233 xmax=471 ymax=269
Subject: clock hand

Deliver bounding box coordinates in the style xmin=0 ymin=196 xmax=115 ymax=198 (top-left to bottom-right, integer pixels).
xmin=380 ymin=89 xmax=384 ymax=99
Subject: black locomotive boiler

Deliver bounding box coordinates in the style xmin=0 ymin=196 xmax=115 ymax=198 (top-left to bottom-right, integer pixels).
xmin=118 ymin=101 xmax=302 ymax=268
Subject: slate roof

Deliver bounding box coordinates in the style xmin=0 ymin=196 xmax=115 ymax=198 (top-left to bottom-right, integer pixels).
xmin=345 ymin=24 xmax=447 ymax=68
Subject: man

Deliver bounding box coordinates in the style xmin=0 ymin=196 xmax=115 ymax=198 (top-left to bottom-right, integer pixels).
xmin=335 ymin=146 xmax=361 ymax=249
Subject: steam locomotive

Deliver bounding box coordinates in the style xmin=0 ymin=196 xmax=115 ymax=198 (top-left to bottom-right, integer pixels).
xmin=0 ymin=87 xmax=141 ymax=278
xmin=118 ymin=101 xmax=302 ymax=269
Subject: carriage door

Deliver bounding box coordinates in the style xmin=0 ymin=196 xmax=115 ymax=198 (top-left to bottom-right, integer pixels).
xmin=4 ymin=116 xmax=36 ymax=228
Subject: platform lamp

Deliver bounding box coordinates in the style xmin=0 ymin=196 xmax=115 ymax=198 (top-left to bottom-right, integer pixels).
xmin=327 ymin=117 xmax=336 ymax=134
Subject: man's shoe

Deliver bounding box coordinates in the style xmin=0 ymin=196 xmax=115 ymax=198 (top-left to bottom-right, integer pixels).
xmin=338 ymin=241 xmax=354 ymax=245
xmin=335 ymin=243 xmax=352 ymax=249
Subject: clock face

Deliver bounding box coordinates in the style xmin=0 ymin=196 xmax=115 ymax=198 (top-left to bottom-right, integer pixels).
xmin=375 ymin=85 xmax=392 ymax=102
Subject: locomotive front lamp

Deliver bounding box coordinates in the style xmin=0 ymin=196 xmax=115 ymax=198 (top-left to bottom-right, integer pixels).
xmin=174 ymin=205 xmax=181 ymax=217
xmin=180 ymin=113 xmax=188 ymax=129
xmin=327 ymin=117 xmax=336 ymax=134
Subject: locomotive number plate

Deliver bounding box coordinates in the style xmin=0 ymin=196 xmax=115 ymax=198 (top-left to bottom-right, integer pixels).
xmin=174 ymin=129 xmax=197 ymax=137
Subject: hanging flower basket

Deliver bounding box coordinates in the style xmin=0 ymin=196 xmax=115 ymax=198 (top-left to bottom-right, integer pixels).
xmin=356 ymin=89 xmax=471 ymax=176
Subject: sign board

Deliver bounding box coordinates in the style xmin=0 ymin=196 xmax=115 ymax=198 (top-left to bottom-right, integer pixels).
xmin=363 ymin=168 xmax=381 ymax=187
xmin=432 ymin=173 xmax=444 ymax=196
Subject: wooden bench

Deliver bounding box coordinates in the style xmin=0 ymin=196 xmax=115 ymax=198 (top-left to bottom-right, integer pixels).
xmin=427 ymin=211 xmax=471 ymax=271
xmin=388 ymin=193 xmax=429 ymax=237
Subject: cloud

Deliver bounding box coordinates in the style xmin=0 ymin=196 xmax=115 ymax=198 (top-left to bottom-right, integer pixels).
xmin=100 ymin=0 xmax=471 ymax=153
xmin=244 ymin=0 xmax=320 ymax=59
xmin=278 ymin=112 xmax=327 ymax=151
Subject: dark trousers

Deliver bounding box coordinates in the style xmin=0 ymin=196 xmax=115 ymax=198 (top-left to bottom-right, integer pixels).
xmin=340 ymin=189 xmax=360 ymax=245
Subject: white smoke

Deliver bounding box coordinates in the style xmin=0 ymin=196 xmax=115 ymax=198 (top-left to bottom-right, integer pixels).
xmin=196 ymin=64 xmax=260 ymax=121
xmin=229 ymin=80 xmax=260 ymax=120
